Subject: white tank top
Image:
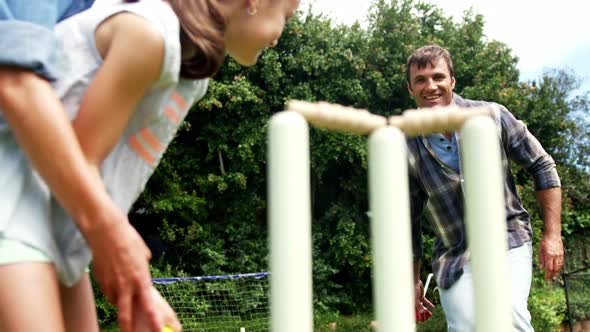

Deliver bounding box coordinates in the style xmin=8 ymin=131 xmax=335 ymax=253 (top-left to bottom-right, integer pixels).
xmin=0 ymin=0 xmax=209 ymax=286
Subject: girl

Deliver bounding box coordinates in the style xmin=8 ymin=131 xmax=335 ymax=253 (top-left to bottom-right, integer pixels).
xmin=0 ymin=0 xmax=299 ymax=331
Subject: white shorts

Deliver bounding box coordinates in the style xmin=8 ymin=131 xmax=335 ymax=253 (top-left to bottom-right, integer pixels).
xmin=0 ymin=130 xmax=92 ymax=287
xmin=0 ymin=237 xmax=90 ymax=284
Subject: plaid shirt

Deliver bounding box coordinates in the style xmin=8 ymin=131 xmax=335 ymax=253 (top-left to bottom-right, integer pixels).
xmin=407 ymin=94 xmax=561 ymax=289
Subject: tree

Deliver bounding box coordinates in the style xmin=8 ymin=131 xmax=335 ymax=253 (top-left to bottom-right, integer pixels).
xmin=128 ymin=0 xmax=590 ymax=318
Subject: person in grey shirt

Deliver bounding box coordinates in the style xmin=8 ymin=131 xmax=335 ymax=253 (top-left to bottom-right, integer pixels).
xmin=405 ymin=45 xmax=563 ymax=331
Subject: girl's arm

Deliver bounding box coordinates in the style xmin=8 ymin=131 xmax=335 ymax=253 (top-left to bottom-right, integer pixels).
xmin=74 ymin=12 xmax=164 ymax=165
xmin=72 ymin=12 xmax=170 ymax=332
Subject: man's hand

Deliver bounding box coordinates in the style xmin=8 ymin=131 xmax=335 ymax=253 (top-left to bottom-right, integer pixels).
xmin=534 ymin=187 xmax=563 ymax=281
xmin=539 ymin=234 xmax=564 ymax=281
xmin=414 ymin=280 xmax=434 ymax=322
xmin=88 ymin=212 xmax=162 ymax=332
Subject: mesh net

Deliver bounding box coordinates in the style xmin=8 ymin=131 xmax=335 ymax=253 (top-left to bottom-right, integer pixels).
xmin=152 ymin=272 xmax=270 ymax=332
xmin=563 ymin=230 xmax=590 ymax=329
xmin=564 ymin=270 xmax=590 ymax=324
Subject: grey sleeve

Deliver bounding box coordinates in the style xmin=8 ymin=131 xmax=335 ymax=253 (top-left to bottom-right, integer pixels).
xmin=0 ymin=21 xmax=60 ymax=80
xmin=500 ymin=106 xmax=561 ymax=190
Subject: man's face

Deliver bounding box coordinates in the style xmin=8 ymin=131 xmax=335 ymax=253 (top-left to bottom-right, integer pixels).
xmin=407 ymin=58 xmax=456 ymax=108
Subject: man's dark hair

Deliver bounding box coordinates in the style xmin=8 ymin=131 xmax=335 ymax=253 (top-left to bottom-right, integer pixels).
xmin=406 ymin=45 xmax=454 ymax=83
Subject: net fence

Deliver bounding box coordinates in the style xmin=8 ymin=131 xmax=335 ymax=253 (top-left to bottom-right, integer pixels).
xmin=563 ymin=230 xmax=590 ymax=331
xmin=564 ymin=270 xmax=590 ymax=330
xmin=152 ymin=272 xmax=270 ymax=332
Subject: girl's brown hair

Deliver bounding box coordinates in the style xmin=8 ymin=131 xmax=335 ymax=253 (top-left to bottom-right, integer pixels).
xmin=126 ymin=0 xmax=226 ymax=79
xmin=167 ymin=0 xmax=225 ymax=78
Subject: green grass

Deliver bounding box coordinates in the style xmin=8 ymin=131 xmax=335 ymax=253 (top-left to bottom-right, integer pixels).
xmin=101 ymin=307 xmax=448 ymax=332
xmin=314 ymin=306 xmax=447 ymax=332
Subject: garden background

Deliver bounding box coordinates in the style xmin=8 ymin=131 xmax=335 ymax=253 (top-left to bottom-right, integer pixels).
xmin=97 ymin=0 xmax=590 ymax=330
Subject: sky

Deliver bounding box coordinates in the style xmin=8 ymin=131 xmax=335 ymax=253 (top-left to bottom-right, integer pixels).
xmin=299 ymin=0 xmax=590 ymax=94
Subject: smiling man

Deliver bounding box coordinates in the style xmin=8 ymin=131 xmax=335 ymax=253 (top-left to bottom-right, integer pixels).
xmin=404 ymin=45 xmax=563 ymax=331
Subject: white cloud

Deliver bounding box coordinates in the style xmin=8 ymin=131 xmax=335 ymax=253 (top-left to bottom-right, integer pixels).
xmin=300 ymin=0 xmax=373 ymax=26
xmin=427 ymin=0 xmax=589 ymax=75
xmin=300 ymin=0 xmax=590 ymax=90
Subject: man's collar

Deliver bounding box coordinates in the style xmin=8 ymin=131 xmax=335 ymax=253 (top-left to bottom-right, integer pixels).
xmin=452 ymin=93 xmax=465 ymax=106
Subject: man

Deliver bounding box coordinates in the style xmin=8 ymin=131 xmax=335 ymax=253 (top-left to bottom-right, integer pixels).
xmin=405 ymin=45 xmax=563 ymax=331
xmin=0 ymin=2 xmax=161 ymax=331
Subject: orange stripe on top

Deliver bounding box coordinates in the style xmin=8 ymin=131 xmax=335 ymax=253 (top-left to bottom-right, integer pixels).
xmin=128 ymin=135 xmax=155 ymax=165
xmin=171 ymin=92 xmax=188 ymax=111
xmin=139 ymin=128 xmax=164 ymax=153
xmin=164 ymin=106 xmax=181 ymax=124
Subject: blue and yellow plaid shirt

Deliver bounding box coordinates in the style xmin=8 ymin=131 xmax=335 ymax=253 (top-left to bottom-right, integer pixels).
xmin=407 ymin=94 xmax=561 ymax=289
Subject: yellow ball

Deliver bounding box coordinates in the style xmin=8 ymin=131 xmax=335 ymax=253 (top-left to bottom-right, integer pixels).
xmin=161 ymin=326 xmax=174 ymax=332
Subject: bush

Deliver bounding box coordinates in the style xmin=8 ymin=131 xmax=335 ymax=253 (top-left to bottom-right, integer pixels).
xmin=416 ymin=305 xmax=447 ymax=332
xmin=529 ymin=281 xmax=567 ymax=332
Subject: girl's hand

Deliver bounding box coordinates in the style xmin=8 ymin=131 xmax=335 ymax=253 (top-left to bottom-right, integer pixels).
xmin=134 ymin=286 xmax=182 ymax=332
